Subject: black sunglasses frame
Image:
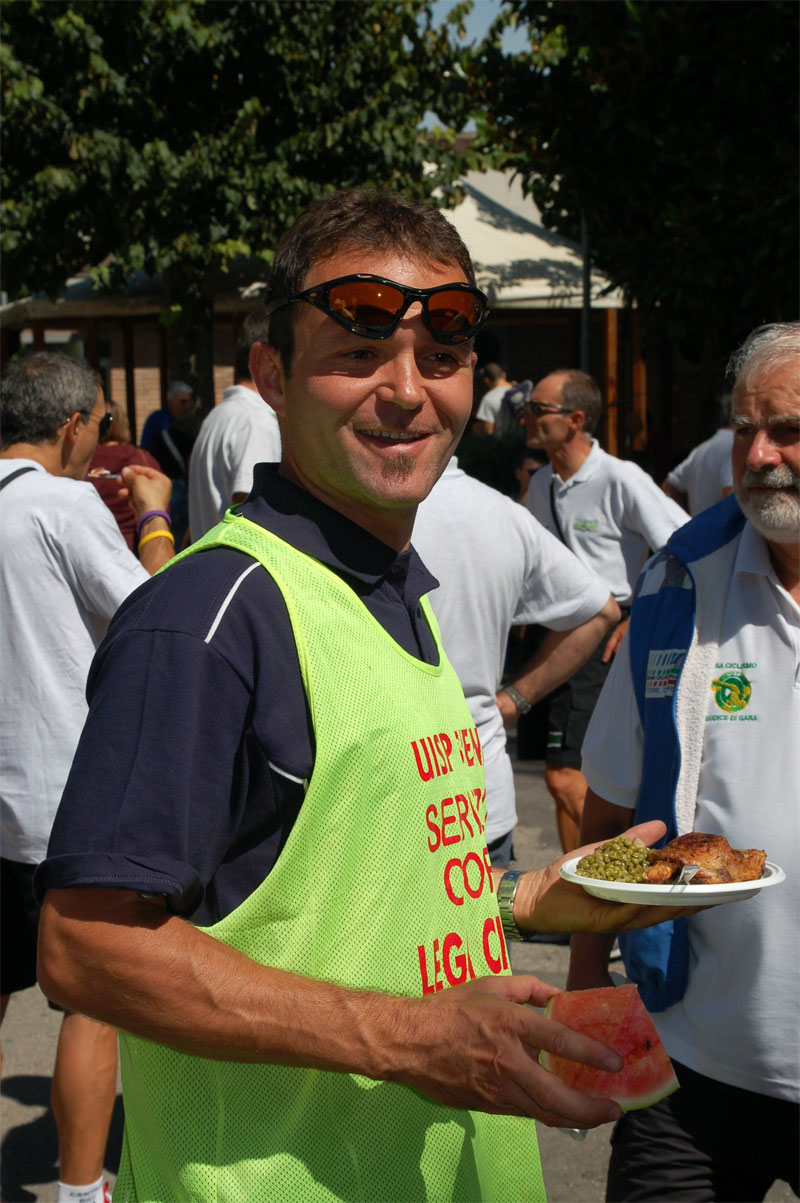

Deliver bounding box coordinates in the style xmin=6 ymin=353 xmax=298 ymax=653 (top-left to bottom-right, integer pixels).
xmin=98 ymin=412 xmax=114 ymax=437
xmin=265 ymin=274 xmax=489 ymax=345
xmin=523 ymin=401 xmax=573 ymax=418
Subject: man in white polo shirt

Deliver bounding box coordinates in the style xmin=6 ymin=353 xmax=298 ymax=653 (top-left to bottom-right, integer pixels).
xmin=1 ymin=351 xmax=174 ymax=1203
xmin=568 ymin=321 xmax=800 ymax=1202
xmin=522 ymin=370 xmax=687 ymax=850
xmin=662 ymin=393 xmax=734 ymax=515
xmin=472 ymin=363 xmax=514 ymax=437
xmin=413 ymin=455 xmax=618 ymax=869
xmin=188 ymin=310 xmax=282 ymax=540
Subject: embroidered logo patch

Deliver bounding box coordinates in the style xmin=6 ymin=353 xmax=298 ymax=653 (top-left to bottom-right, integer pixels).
xmin=645 ymin=649 xmax=686 ymax=698
xmin=573 ymin=518 xmax=598 ymax=532
xmin=711 ymin=670 xmax=752 ymax=713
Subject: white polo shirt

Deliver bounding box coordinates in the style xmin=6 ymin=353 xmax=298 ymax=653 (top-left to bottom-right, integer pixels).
xmin=413 ymin=457 xmax=610 ymax=843
xmin=474 ymin=384 xmax=508 ymax=426
xmin=582 ymin=522 xmax=800 ymax=1101
xmin=0 ymin=460 xmax=149 ymax=863
xmin=664 ymin=428 xmax=734 ymax=515
xmin=188 ymin=384 xmax=281 ymax=540
xmin=527 ymin=439 xmax=688 ymax=605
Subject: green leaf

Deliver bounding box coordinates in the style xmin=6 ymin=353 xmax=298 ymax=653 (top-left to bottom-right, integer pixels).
xmin=0 ymin=0 xmax=492 ymax=395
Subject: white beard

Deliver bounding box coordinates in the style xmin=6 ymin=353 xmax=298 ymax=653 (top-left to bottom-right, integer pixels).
xmin=735 ymin=465 xmax=800 ymax=543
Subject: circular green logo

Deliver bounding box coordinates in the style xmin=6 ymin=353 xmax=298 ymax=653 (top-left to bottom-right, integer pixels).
xmin=711 ymin=670 xmax=752 ymax=713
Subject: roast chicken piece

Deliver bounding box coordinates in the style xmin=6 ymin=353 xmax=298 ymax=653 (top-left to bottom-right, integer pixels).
xmin=644 ymin=832 xmax=766 ymax=885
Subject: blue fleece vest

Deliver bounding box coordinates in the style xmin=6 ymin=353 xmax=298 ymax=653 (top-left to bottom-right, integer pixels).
xmin=619 ymin=495 xmax=747 ymax=1011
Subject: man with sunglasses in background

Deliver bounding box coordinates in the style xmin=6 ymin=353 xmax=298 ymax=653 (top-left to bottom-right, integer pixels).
xmin=0 ymin=351 xmax=174 ymax=1203
xmin=521 ymin=371 xmax=688 ymax=853
xmin=37 ymin=192 xmax=697 ymax=1203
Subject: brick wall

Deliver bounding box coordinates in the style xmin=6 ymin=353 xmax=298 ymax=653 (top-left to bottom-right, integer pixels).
xmin=105 ymin=319 xmax=240 ymax=440
xmin=107 ymin=326 xmax=127 ymax=409
xmin=212 ymin=321 xmax=236 ymax=409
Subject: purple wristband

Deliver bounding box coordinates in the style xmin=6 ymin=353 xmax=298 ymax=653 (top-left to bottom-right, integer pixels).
xmin=137 ymin=509 xmax=172 ymax=535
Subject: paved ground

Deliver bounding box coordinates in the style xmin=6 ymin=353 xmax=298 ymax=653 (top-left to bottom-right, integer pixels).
xmin=1 ymin=746 xmax=793 ymax=1201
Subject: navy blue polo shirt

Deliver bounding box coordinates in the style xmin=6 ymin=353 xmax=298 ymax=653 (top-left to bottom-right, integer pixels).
xmin=36 ymin=464 xmax=440 ymax=924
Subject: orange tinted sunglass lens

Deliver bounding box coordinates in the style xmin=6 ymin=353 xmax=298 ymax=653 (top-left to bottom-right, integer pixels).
xmin=427 ymin=289 xmax=481 ymax=333
xmin=329 ymin=281 xmax=404 ymax=327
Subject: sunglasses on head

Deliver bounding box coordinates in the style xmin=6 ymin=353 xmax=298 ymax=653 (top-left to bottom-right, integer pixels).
xmin=265 ymin=274 xmax=489 ymax=345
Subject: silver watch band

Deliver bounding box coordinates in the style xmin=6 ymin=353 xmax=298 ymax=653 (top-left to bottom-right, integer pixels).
xmin=502 ymin=684 xmax=532 ymax=714
xmin=496 ymin=870 xmax=545 ymax=943
xmin=496 ymin=869 xmax=526 ymax=942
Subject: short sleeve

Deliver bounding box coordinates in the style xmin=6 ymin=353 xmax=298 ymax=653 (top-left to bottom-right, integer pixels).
xmin=512 ymin=512 xmax=609 ymax=630
xmin=57 ymin=486 xmax=149 ymax=620
xmin=41 ymin=623 xmax=258 ymax=915
xmin=665 ymin=453 xmax=691 ymax=491
xmin=621 ymin=467 xmax=688 ymax=553
xmin=581 ymin=636 xmax=642 ymax=809
xmin=229 ymin=411 xmax=282 ymax=498
xmin=475 ymin=393 xmax=502 ymax=423
xmin=37 ymin=545 xmax=313 ymax=922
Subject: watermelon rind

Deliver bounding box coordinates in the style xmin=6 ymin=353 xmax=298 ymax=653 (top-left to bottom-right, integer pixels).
xmin=539 ymin=985 xmax=679 ymax=1112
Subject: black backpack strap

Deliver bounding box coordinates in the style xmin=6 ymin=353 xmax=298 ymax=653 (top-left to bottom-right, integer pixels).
xmin=549 ymin=475 xmax=568 ymax=544
xmin=161 ymin=428 xmax=187 ymax=478
xmin=0 ymin=465 xmax=37 ymax=491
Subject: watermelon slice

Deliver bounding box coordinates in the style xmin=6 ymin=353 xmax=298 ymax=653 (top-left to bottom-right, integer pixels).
xmin=540 ymin=984 xmax=678 ymax=1111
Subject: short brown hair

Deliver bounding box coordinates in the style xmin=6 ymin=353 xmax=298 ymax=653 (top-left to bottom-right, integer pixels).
xmin=234 ymin=310 xmax=271 ymax=380
xmin=552 ymin=369 xmax=603 ymax=436
xmin=267 ymin=188 xmax=475 ymax=371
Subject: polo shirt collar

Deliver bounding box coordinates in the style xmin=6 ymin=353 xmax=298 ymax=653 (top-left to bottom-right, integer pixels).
xmin=735 ymin=519 xmax=780 ymax=584
xmin=240 ymin=463 xmax=438 ymax=599
xmin=570 ymin=437 xmax=601 ymax=483
xmin=552 ymin=437 xmax=600 ymax=487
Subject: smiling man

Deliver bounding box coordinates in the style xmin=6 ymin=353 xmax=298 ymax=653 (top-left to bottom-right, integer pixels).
xmin=36 ymin=190 xmax=697 ymax=1203
xmin=568 ymin=322 xmax=800 ymax=1202
xmin=252 ymin=245 xmax=478 ymax=542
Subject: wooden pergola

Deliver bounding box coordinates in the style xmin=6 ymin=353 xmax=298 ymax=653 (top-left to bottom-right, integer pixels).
xmin=0 ymin=277 xmax=258 ymax=440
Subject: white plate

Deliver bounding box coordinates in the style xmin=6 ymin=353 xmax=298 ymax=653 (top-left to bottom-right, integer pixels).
xmin=559 ymin=857 xmax=785 ymax=906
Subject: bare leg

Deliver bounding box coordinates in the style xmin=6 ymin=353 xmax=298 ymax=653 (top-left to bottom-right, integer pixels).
xmin=544 ymin=765 xmax=588 ymax=853
xmin=50 ymin=1013 xmax=118 ymax=1186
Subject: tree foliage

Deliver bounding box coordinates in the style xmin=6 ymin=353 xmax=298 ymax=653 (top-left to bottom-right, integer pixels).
xmin=468 ymin=0 xmax=799 ymax=362
xmin=1 ymin=0 xmax=477 ymax=394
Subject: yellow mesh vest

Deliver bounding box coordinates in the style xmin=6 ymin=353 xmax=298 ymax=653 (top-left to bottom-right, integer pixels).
xmin=114 ymin=512 xmax=544 ymax=1203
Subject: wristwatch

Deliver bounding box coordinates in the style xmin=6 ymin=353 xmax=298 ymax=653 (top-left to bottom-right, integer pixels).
xmin=502 ymin=684 xmax=532 ymax=715
xmin=496 ymin=870 xmax=526 ymax=942
xmin=497 ymin=870 xmax=541 ymax=943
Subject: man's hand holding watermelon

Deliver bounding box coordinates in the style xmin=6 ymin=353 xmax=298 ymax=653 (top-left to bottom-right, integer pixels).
xmin=388 ymin=818 xmax=699 ymax=1129
xmin=395 ymin=970 xmax=629 ymax=1129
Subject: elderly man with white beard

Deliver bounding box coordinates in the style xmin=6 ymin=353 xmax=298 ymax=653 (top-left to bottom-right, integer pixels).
xmin=565 ymin=320 xmax=800 ymax=1203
